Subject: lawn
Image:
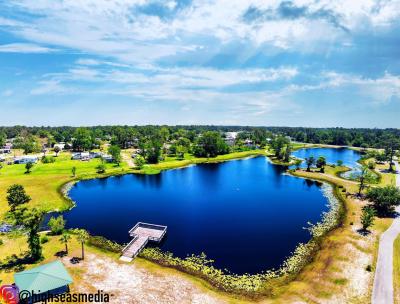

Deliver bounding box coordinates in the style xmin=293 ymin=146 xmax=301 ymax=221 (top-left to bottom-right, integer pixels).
xmin=394 ymin=235 xmax=400 ymax=304
xmin=0 ymin=152 xmax=131 ymax=219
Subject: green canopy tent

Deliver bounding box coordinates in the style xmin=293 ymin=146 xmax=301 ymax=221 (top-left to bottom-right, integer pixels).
xmin=14 ymin=260 xmax=73 ymax=300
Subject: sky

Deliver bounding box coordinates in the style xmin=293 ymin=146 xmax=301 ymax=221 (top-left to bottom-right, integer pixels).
xmin=0 ymin=0 xmax=399 ymax=127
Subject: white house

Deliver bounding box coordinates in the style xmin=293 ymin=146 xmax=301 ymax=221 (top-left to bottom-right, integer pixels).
xmin=14 ymin=156 xmax=39 ymax=164
xmin=71 ymin=152 xmax=90 ymax=161
xmin=224 ymin=132 xmax=238 ymax=146
xmin=54 ymin=143 xmax=66 ymax=150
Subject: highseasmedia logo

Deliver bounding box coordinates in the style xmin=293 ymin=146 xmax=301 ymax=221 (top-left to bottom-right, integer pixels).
xmin=0 ymin=285 xmax=19 ymax=304
xmin=0 ymin=286 xmax=112 ymax=304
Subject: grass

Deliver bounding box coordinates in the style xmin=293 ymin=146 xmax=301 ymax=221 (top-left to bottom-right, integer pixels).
xmin=0 ymin=152 xmax=131 ymax=219
xmin=394 ymin=235 xmax=400 ymax=304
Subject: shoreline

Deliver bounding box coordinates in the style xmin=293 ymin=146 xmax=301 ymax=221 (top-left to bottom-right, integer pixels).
xmin=54 ymin=148 xmax=349 ymax=297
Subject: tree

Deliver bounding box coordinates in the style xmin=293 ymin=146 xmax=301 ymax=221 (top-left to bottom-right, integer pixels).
xmin=142 ymin=138 xmax=162 ymax=164
xmin=7 ymin=184 xmax=31 ymax=212
xmin=54 ymin=146 xmax=61 ymax=156
xmin=316 ymin=156 xmax=327 ymax=173
xmin=337 ymin=160 xmax=343 ymax=166
xmin=367 ymin=160 xmax=376 ymax=170
xmin=96 ymin=163 xmax=106 ymax=173
xmin=48 ymin=215 xmax=66 ymax=235
xmin=305 ymin=156 xmax=315 ymax=172
xmin=283 ymin=144 xmax=292 ymax=162
xmin=352 ymin=166 xmax=375 ymax=196
xmin=270 ymin=136 xmax=289 ymax=159
xmin=22 ymin=208 xmax=43 ymax=261
xmin=108 ymin=145 xmax=122 ymax=165
xmin=75 ymin=229 xmax=89 ymax=260
xmin=0 ymin=131 xmax=6 ymax=147
xmin=71 ymin=166 xmax=76 ymax=177
xmin=193 ymin=131 xmax=229 ymax=158
xmin=384 ymin=135 xmax=400 ymax=172
xmin=59 ymin=232 xmax=71 ymax=254
xmin=135 ymin=155 xmax=146 ymax=169
xmin=375 ymin=153 xmax=387 ymax=164
xmin=366 ymin=185 xmax=400 ymax=215
xmin=360 ymin=206 xmax=376 ymax=231
xmin=72 ymin=128 xmax=92 ymax=151
xmin=25 ymin=162 xmax=34 ymax=173
xmin=294 ymin=159 xmax=302 ymax=170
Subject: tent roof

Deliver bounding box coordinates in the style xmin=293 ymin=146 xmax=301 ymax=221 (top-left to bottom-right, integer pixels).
xmin=14 ymin=260 xmax=73 ymax=294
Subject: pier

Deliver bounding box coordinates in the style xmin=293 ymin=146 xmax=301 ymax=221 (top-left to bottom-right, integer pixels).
xmin=120 ymin=222 xmax=167 ymax=262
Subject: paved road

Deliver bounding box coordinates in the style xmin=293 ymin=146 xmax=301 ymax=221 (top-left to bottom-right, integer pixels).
xmin=372 ymin=161 xmax=400 ymax=304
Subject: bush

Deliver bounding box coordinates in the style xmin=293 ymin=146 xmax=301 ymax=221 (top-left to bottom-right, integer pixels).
xmin=87 ymin=235 xmax=122 ymax=253
xmin=96 ymin=164 xmax=106 ymax=174
xmin=366 ymin=185 xmax=400 ymax=215
xmin=0 ymin=239 xmax=3 ymax=245
xmin=366 ymin=265 xmax=372 ymax=272
xmin=41 ymin=156 xmax=56 ymax=164
xmin=48 ymin=215 xmax=65 ymax=235
xmin=40 ymin=235 xmax=49 ymax=244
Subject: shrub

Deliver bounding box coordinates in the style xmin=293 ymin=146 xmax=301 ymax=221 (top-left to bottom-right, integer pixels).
xmin=48 ymin=215 xmax=65 ymax=235
xmin=40 ymin=235 xmax=49 ymax=244
xmin=96 ymin=164 xmax=106 ymax=174
xmin=366 ymin=185 xmax=400 ymax=215
xmin=41 ymin=156 xmax=56 ymax=164
xmin=366 ymin=265 xmax=372 ymax=272
xmin=0 ymin=239 xmax=3 ymax=245
xmin=87 ymin=235 xmax=122 ymax=253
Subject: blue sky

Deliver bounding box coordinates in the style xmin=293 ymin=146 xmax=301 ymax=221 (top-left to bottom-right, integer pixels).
xmin=0 ymin=0 xmax=399 ymax=127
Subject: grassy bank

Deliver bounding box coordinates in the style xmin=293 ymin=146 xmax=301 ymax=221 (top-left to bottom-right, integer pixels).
xmin=394 ymin=235 xmax=400 ymax=304
xmin=0 ymin=150 xmax=266 ymax=220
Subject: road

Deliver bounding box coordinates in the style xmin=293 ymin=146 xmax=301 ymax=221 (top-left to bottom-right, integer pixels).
xmin=372 ymin=161 xmax=400 ymax=304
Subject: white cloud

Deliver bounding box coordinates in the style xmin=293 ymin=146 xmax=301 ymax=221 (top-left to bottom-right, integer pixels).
xmin=0 ymin=43 xmax=54 ymax=53
xmin=3 ymin=0 xmax=397 ymax=65
xmin=1 ymin=89 xmax=13 ymax=97
xmin=30 ymin=80 xmax=70 ymax=95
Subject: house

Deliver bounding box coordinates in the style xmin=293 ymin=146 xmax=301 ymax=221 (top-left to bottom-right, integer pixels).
xmin=0 ymin=148 xmax=11 ymax=154
xmin=53 ymin=143 xmax=66 ymax=151
xmin=102 ymin=154 xmax=114 ymax=163
xmin=0 ymin=143 xmax=12 ymax=154
xmin=14 ymin=156 xmax=39 ymax=164
xmin=89 ymin=151 xmax=102 ymax=159
xmin=224 ymin=132 xmax=238 ymax=146
xmin=71 ymin=152 xmax=90 ymax=161
xmin=14 ymin=260 xmax=73 ymax=303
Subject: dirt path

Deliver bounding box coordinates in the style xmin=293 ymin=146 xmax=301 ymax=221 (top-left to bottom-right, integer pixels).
xmin=372 ymin=161 xmax=400 ymax=304
xmin=122 ymin=150 xmax=135 ymax=168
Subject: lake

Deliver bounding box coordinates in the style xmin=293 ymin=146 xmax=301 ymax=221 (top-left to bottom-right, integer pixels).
xmin=61 ymin=155 xmax=333 ymax=274
xmin=292 ymin=147 xmax=361 ymax=176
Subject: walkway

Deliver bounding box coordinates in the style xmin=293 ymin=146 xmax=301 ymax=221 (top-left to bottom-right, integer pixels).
xmin=120 ymin=222 xmax=167 ymax=262
xmin=372 ymin=161 xmax=400 ymax=304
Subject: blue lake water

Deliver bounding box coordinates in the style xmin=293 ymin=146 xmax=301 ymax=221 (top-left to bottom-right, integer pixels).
xmin=62 ymin=155 xmax=333 ymax=274
xmin=292 ymin=147 xmax=361 ymax=175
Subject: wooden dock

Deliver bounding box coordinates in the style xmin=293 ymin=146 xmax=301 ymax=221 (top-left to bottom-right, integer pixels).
xmin=120 ymin=222 xmax=167 ymax=262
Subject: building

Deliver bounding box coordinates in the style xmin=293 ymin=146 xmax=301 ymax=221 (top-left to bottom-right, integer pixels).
xmin=224 ymin=132 xmax=238 ymax=146
xmin=53 ymin=143 xmax=66 ymax=151
xmin=14 ymin=260 xmax=73 ymax=303
xmin=14 ymin=156 xmax=39 ymax=164
xmin=71 ymin=152 xmax=90 ymax=161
